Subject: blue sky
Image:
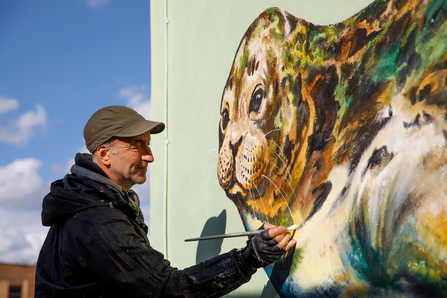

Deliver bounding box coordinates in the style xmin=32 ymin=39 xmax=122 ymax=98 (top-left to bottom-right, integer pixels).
xmin=0 ymin=0 xmax=153 ymax=264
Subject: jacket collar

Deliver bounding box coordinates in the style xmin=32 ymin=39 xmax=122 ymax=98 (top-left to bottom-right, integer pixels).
xmin=71 ymin=164 xmax=125 ymax=196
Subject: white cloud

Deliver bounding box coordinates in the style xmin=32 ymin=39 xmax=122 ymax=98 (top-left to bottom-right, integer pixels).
xmin=0 ymin=158 xmax=49 ymax=210
xmin=118 ymin=85 xmax=151 ymax=119
xmin=83 ymin=0 xmax=110 ymax=8
xmin=0 ymin=104 xmax=47 ymax=146
xmin=0 ymin=208 xmax=48 ymax=265
xmin=0 ymin=96 xmax=19 ymax=115
xmin=0 ymin=158 xmax=50 ymax=264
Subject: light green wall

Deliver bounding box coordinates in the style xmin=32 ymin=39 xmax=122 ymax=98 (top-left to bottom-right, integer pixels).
xmin=149 ymin=1 xmax=373 ymax=296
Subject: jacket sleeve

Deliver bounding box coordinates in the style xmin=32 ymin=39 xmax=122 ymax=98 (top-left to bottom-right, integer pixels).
xmin=73 ymin=207 xmax=256 ymax=298
xmin=160 ymin=249 xmax=256 ymax=298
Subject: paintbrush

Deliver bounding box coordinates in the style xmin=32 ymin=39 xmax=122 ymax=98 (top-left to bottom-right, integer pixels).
xmin=184 ymin=224 xmax=299 ymax=242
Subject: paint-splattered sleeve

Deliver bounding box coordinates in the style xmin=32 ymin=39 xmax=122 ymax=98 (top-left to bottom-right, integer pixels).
xmin=161 ymin=249 xmax=257 ymax=297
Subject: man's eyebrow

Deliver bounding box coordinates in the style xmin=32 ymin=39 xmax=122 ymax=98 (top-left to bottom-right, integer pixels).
xmin=132 ymin=136 xmax=150 ymax=144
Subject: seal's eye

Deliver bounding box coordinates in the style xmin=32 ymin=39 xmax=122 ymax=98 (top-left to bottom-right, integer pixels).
xmin=221 ymin=108 xmax=229 ymax=131
xmin=249 ymin=84 xmax=265 ymax=115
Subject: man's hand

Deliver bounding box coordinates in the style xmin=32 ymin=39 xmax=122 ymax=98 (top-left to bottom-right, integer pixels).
xmin=263 ymin=222 xmax=297 ymax=251
xmin=241 ymin=223 xmax=297 ymax=269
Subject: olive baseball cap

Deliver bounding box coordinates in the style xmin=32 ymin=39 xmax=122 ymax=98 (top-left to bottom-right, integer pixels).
xmin=84 ymin=105 xmax=165 ymax=152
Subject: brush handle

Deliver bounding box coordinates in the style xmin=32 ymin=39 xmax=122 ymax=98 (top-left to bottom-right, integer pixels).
xmin=184 ymin=229 xmax=264 ymax=242
xmin=184 ymin=224 xmax=298 ymax=242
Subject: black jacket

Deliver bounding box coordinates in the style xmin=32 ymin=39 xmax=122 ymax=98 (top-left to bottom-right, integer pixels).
xmin=35 ymin=153 xmax=255 ymax=298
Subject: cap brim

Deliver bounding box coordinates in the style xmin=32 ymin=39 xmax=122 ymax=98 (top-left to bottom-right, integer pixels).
xmin=115 ymin=119 xmax=165 ymax=137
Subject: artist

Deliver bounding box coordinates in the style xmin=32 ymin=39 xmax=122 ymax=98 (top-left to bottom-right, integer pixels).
xmin=35 ymin=105 xmax=296 ymax=297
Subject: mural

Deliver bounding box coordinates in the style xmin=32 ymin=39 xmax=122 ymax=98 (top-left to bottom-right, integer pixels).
xmin=217 ymin=0 xmax=447 ymax=296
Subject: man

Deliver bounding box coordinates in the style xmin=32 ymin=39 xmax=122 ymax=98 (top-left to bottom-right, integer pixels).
xmin=35 ymin=105 xmax=296 ymax=297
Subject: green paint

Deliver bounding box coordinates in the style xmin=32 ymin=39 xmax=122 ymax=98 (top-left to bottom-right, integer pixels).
xmin=371 ymin=42 xmax=399 ymax=83
xmin=265 ymin=7 xmax=276 ymax=14
xmin=334 ymin=79 xmax=351 ymax=118
xmin=289 ymin=247 xmax=304 ymax=274
xmin=237 ymin=49 xmax=250 ymax=78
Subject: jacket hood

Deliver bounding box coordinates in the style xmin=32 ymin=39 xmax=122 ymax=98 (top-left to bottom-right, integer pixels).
xmin=41 ymin=153 xmax=133 ymax=226
xmin=41 ymin=174 xmax=112 ymax=226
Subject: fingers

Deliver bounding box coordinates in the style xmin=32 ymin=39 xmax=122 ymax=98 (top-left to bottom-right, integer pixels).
xmin=277 ymin=232 xmax=291 ymax=249
xmin=273 ymin=232 xmax=287 ymax=244
xmin=285 ymin=239 xmax=297 ymax=251
xmin=263 ymin=222 xmax=276 ymax=230
xmin=264 ymin=224 xmax=286 ymax=243
xmin=267 ymin=226 xmax=286 ymax=238
xmin=263 ymin=223 xmax=296 ymax=251
xmin=276 ymin=234 xmax=296 ymax=251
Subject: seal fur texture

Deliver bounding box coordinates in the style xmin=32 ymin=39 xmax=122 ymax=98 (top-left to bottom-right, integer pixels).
xmin=217 ymin=0 xmax=447 ymax=296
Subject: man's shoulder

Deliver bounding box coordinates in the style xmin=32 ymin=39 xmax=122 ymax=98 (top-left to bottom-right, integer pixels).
xmin=65 ymin=204 xmax=136 ymax=234
xmin=64 ymin=204 xmax=149 ymax=250
xmin=66 ymin=203 xmax=128 ymax=225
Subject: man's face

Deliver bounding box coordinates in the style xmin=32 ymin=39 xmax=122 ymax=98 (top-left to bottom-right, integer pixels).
xmin=106 ymin=132 xmax=153 ymax=191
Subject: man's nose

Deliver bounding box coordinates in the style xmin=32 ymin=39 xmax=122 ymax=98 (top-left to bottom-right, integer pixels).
xmin=142 ymin=146 xmax=154 ymax=163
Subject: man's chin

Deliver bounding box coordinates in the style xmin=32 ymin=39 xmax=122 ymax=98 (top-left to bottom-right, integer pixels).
xmin=133 ymin=175 xmax=147 ymax=185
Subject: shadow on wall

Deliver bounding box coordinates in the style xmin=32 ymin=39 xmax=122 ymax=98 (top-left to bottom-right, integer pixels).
xmin=195 ymin=210 xmax=227 ymax=264
xmin=196 ymin=210 xmax=280 ymax=298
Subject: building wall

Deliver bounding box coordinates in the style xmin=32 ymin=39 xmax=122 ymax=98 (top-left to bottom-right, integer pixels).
xmin=0 ymin=264 xmax=35 ymax=298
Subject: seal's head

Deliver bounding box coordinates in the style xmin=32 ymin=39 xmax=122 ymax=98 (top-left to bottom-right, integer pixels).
xmin=217 ymin=9 xmax=310 ymax=228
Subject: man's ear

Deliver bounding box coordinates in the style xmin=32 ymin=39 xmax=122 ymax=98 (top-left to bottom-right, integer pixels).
xmin=96 ymin=146 xmax=112 ymax=167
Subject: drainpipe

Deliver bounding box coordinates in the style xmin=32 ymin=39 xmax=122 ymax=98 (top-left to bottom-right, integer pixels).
xmin=163 ymin=0 xmax=170 ymax=259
